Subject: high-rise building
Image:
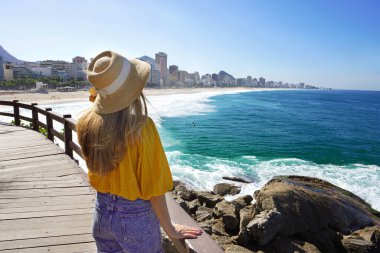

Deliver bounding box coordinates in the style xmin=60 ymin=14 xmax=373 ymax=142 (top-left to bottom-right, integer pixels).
xmin=169 ymin=65 xmax=178 ymax=74
xmin=177 ymin=70 xmax=188 ymax=83
xmin=139 ymin=55 xmax=161 ymax=87
xmin=0 ymin=56 xmax=4 ymax=81
xmin=247 ymin=76 xmax=252 ymax=86
xmin=155 ymin=52 xmax=167 ymax=86
xmin=259 ymin=77 xmax=266 ymax=87
xmin=72 ymin=56 xmax=87 ymax=65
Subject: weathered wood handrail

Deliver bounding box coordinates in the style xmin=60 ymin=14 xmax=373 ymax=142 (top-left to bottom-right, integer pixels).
xmin=0 ymin=100 xmax=82 ymax=161
xmin=0 ymin=100 xmax=224 ymax=253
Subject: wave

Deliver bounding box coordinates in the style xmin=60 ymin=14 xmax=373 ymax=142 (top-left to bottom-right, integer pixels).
xmin=166 ymin=150 xmax=380 ymax=211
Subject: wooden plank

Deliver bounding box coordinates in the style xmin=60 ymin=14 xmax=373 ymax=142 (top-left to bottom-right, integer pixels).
xmin=0 ymin=213 xmax=93 ymax=231
xmin=0 ymin=207 xmax=94 ymax=220
xmin=0 ymin=186 xmax=95 ymax=198
xmin=0 ymin=146 xmax=64 ymax=161
xmin=0 ymin=224 xmax=92 ymax=241
xmin=0 ymin=180 xmax=88 ymax=190
xmin=0 ymin=233 xmax=94 ymax=251
xmin=0 ymin=194 xmax=95 ymax=207
xmin=0 ymin=202 xmax=94 ymax=214
xmin=0 ymin=127 xmax=27 ymax=134
xmin=0 ymin=122 xmax=98 ymax=252
xmin=0 ymin=242 xmax=97 ymax=253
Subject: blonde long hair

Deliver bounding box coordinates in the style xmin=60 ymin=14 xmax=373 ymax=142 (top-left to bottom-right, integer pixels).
xmin=77 ymin=93 xmax=148 ymax=175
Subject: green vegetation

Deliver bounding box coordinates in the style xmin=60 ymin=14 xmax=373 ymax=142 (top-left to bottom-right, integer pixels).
xmin=11 ymin=119 xmax=48 ymax=137
xmin=0 ymin=77 xmax=90 ymax=90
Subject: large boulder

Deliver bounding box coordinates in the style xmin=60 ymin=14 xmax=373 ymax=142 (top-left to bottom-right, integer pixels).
xmin=213 ymin=183 xmax=241 ymax=196
xmin=232 ymin=195 xmax=254 ymax=212
xmin=196 ymin=206 xmax=213 ymax=222
xmin=251 ymin=175 xmax=380 ymax=252
xmin=212 ymin=218 xmax=230 ymax=237
xmin=236 ymin=205 xmax=255 ymax=246
xmin=224 ymin=245 xmax=255 ymax=252
xmin=214 ymin=200 xmax=239 ymax=232
xmin=246 ymin=209 xmax=282 ymax=245
xmin=172 ymin=181 xmax=197 ymax=201
xmin=342 ymin=226 xmax=380 ymax=252
xmin=197 ymin=191 xmax=224 ymax=208
xmin=266 ymin=237 xmax=321 ymax=253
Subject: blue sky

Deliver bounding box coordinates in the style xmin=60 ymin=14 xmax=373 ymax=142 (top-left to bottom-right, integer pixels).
xmin=1 ymin=0 xmax=379 ymax=90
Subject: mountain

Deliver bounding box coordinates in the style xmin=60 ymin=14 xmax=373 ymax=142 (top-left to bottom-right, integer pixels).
xmin=0 ymin=45 xmax=23 ymax=63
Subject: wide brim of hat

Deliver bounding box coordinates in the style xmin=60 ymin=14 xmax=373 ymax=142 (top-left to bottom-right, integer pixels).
xmin=92 ymin=58 xmax=150 ymax=114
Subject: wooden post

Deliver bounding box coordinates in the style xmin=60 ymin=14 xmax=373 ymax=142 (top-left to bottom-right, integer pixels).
xmin=45 ymin=108 xmax=53 ymax=141
xmin=13 ymin=100 xmax=20 ymax=126
xmin=63 ymin=114 xmax=73 ymax=158
xmin=31 ymin=103 xmax=38 ymax=131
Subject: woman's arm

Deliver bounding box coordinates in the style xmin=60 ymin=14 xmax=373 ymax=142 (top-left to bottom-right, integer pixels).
xmin=150 ymin=195 xmax=202 ymax=239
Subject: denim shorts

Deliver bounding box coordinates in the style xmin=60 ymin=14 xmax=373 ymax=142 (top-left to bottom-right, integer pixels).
xmin=92 ymin=192 xmax=164 ymax=253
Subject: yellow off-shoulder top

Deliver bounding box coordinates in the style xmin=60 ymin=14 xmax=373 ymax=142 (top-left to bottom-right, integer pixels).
xmin=88 ymin=117 xmax=173 ymax=200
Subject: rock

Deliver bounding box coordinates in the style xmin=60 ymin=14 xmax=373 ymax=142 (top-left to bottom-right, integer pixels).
xmin=252 ymin=175 xmax=380 ymax=252
xmin=223 ymin=176 xmax=251 ymax=183
xmin=212 ymin=218 xmax=230 ymax=236
xmin=176 ymin=198 xmax=191 ymax=215
xmin=213 ymin=183 xmax=241 ymax=196
xmin=266 ymin=237 xmax=321 ymax=253
xmin=232 ymin=195 xmax=254 ymax=211
xmin=342 ymin=238 xmax=376 ymax=253
xmin=196 ymin=206 xmax=213 ymax=222
xmin=342 ymin=226 xmax=380 ymax=252
xmin=173 ymin=182 xmax=197 ymax=201
xmin=224 ymin=245 xmax=255 ymax=252
xmin=198 ymin=220 xmax=213 ymax=235
xmin=247 ymin=209 xmax=282 ymax=246
xmin=211 ymin=234 xmax=235 ymax=249
xmin=197 ymin=191 xmax=224 ymax=208
xmin=161 ymin=228 xmax=179 ymax=253
xmin=214 ymin=200 xmax=239 ymax=232
xmin=236 ymin=205 xmax=255 ymax=246
xmin=187 ymin=198 xmax=200 ymax=214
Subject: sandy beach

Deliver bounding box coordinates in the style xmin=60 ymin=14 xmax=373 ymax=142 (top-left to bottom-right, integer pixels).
xmin=0 ymin=87 xmax=274 ymax=104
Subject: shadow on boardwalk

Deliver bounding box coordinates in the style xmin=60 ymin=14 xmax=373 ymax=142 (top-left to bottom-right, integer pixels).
xmin=0 ymin=122 xmax=97 ymax=252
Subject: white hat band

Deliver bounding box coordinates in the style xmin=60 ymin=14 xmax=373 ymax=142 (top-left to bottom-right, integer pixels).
xmin=96 ymin=58 xmax=131 ymax=98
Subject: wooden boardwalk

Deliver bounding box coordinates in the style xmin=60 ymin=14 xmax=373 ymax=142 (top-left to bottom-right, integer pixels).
xmin=0 ymin=99 xmax=224 ymax=253
xmin=0 ymin=122 xmax=97 ymax=252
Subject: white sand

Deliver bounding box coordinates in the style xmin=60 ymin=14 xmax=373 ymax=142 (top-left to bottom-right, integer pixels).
xmin=0 ymin=87 xmax=278 ymax=105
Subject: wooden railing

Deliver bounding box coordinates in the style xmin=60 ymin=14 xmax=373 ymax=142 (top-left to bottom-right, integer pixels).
xmin=0 ymin=100 xmax=81 ymax=161
xmin=0 ymin=100 xmax=224 ymax=253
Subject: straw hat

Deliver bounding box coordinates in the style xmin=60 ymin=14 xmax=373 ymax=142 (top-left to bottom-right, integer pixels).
xmin=87 ymin=51 xmax=151 ymax=114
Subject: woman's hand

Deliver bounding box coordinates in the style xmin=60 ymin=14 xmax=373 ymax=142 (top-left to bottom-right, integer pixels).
xmin=150 ymin=195 xmax=202 ymax=239
xmin=167 ymin=224 xmax=203 ymax=239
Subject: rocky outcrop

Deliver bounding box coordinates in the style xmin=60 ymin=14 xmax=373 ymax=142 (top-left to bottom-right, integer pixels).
xmin=252 ymin=176 xmax=380 ymax=252
xmin=170 ymin=176 xmax=380 ymax=253
xmin=342 ymin=226 xmax=380 ymax=252
xmin=197 ymin=191 xmax=224 ymax=208
xmin=213 ymin=183 xmax=241 ymax=196
xmin=222 ymin=176 xmax=251 ymax=184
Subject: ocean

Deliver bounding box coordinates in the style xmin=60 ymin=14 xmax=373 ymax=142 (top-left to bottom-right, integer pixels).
xmin=1 ymin=89 xmax=379 ymax=210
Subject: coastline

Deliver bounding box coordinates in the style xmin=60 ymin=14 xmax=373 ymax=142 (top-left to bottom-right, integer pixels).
xmin=0 ymin=87 xmax=287 ymax=105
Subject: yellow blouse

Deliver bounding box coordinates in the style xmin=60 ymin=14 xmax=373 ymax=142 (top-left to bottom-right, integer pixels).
xmin=88 ymin=117 xmax=173 ymax=200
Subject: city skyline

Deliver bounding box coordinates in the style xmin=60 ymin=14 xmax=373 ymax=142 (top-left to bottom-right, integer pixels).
xmin=1 ymin=0 xmax=379 ymax=90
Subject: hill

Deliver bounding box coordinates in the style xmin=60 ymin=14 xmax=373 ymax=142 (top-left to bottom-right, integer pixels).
xmin=0 ymin=45 xmax=23 ymax=63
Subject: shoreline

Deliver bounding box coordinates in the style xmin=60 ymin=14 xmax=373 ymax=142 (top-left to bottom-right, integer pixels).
xmin=0 ymin=87 xmax=292 ymax=105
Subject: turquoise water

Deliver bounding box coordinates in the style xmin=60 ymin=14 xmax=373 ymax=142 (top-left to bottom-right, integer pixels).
xmin=159 ymin=90 xmax=380 ymax=209
xmin=1 ymin=89 xmax=379 ymax=210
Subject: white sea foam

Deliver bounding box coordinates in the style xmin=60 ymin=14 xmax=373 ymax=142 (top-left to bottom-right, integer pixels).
xmin=168 ymin=151 xmax=380 ymax=210
xmin=1 ymin=89 xmax=379 ymax=211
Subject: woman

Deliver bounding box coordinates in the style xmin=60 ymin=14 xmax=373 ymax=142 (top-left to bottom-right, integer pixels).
xmin=77 ymin=50 xmax=202 ymax=253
